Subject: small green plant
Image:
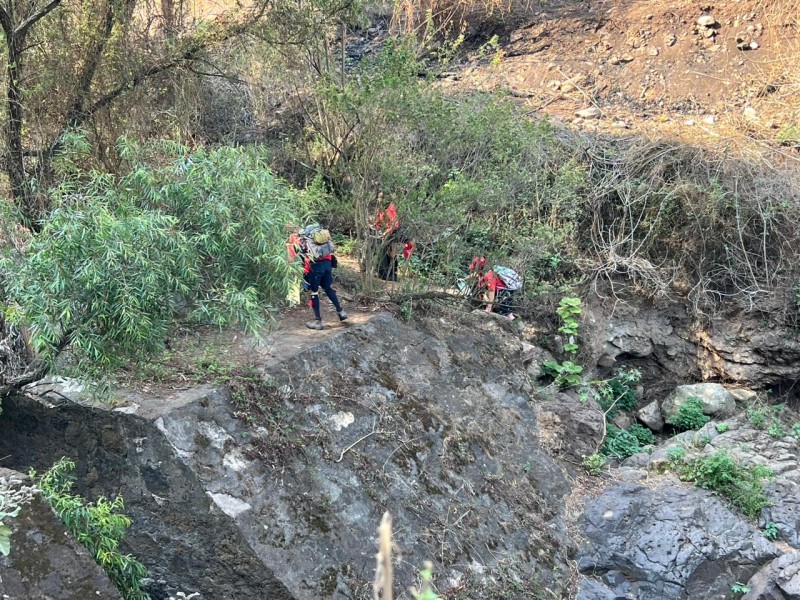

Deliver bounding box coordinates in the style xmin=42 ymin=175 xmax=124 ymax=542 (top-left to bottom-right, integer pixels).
xmin=763 ymin=521 xmax=779 ymax=540
xmin=400 ymin=300 xmax=414 ymax=321
xmin=0 ymin=475 xmax=36 ymax=557
xmin=667 ymin=446 xmax=687 ymax=462
xmin=792 ymin=423 xmax=800 ymax=439
xmin=582 ymin=453 xmax=607 ymax=476
xmin=731 ymin=582 xmax=750 ymax=596
xmin=715 ymin=423 xmax=730 ymax=433
xmin=602 ymin=425 xmax=644 ymax=460
xmin=541 ymin=360 xmax=583 ymax=388
xmin=667 ymin=397 xmax=710 ymax=431
xmin=594 ymin=367 xmax=641 ymax=417
xmin=748 ymin=407 xmax=769 ymax=429
xmin=676 ymin=450 xmax=771 ymax=519
xmin=629 ymin=423 xmax=655 ymax=446
xmin=768 ymin=421 xmax=786 ymax=439
xmin=32 ymin=458 xmax=149 ymax=600
xmin=412 ymin=562 xmax=441 ymax=600
xmin=556 ymin=296 xmax=582 ymax=354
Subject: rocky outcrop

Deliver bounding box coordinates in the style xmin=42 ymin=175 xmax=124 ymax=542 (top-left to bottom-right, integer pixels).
xmin=587 ymin=299 xmax=800 ymax=390
xmin=743 ymin=553 xmax=800 ymax=600
xmin=0 ymin=468 xmax=122 ymax=600
xmin=0 ymin=312 xmax=574 ymax=599
xmin=661 ymin=383 xmax=736 ymax=421
xmin=0 ymin=392 xmax=295 ymax=600
xmin=577 ymin=480 xmax=780 ymax=599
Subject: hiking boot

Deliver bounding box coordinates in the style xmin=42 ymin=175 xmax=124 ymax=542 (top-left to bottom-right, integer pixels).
xmin=337 ymin=310 xmax=349 ymax=322
xmin=306 ymin=320 xmax=324 ymax=330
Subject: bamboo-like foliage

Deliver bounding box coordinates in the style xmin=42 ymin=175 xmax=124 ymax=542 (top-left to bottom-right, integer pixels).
xmin=1 ymin=138 xmax=299 ymax=379
xmin=33 ymin=457 xmax=149 ymax=600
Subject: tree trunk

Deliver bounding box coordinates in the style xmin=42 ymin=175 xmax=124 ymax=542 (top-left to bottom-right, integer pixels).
xmin=4 ymin=36 xmax=36 ymax=228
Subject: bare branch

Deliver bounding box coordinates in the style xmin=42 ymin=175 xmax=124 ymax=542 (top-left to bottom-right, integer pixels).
xmin=15 ymin=0 xmax=63 ymax=39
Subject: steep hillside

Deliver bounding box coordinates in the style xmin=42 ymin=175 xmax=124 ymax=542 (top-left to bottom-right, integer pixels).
xmin=443 ymin=0 xmax=799 ymax=149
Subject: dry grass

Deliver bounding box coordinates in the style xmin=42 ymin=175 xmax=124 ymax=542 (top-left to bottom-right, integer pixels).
xmin=373 ymin=512 xmax=394 ymax=600
xmin=391 ymin=0 xmax=521 ymax=40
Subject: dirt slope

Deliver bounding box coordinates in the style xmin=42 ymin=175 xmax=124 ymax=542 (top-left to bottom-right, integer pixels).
xmin=445 ymin=0 xmax=799 ymax=149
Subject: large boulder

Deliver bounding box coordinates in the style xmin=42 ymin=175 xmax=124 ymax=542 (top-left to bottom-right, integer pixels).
xmin=661 ymin=383 xmax=736 ymax=422
xmin=637 ymin=401 xmax=664 ymax=432
xmin=578 ymin=480 xmax=780 ymax=599
xmin=0 ymin=312 xmax=575 ymax=599
xmin=743 ymin=553 xmax=800 ymax=600
xmin=0 ymin=468 xmax=122 ymax=600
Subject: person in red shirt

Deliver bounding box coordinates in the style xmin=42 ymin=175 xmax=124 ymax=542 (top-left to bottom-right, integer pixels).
xmin=468 ymin=257 xmax=518 ymax=320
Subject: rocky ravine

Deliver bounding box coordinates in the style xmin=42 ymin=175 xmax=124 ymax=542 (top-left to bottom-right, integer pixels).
xmin=0 ymin=311 xmax=582 ymax=599
xmin=2 ymin=306 xmax=800 ymax=599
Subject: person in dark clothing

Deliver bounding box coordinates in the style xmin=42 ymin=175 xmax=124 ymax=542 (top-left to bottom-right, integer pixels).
xmin=301 ymin=224 xmax=348 ymax=330
xmin=306 ymin=258 xmax=347 ymax=330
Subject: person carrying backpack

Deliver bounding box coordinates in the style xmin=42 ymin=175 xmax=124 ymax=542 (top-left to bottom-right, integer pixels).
xmin=301 ymin=224 xmax=348 ymax=330
xmin=484 ymin=265 xmax=522 ymax=320
xmin=466 ymin=257 xmax=522 ymax=320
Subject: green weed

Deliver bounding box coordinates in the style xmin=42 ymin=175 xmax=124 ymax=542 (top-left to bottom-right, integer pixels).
xmin=32 ymin=458 xmax=149 ymax=600
xmin=667 ymin=397 xmax=710 ymax=431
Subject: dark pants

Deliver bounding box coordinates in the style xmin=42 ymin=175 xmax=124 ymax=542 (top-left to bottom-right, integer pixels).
xmin=378 ymin=249 xmax=398 ymax=281
xmin=307 ymin=260 xmax=342 ymax=320
xmin=496 ymin=289 xmax=516 ymax=315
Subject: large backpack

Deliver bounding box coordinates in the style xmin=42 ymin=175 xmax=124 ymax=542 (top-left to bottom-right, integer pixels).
xmin=492 ymin=266 xmax=523 ymax=291
xmin=302 ymin=224 xmax=335 ymax=261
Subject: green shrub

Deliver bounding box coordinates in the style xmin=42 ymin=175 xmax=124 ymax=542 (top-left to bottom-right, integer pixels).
xmin=768 ymin=421 xmax=786 ymax=439
xmin=676 ymin=450 xmax=772 ymax=518
xmin=602 ymin=425 xmax=643 ymax=460
xmin=747 ymin=407 xmax=769 ymax=429
xmin=556 ymin=296 xmax=582 ymax=354
xmin=667 ymin=397 xmax=710 ymax=431
xmin=595 ymin=367 xmax=642 ymax=417
xmin=667 ymin=446 xmax=687 ymax=462
xmin=629 ymin=423 xmax=655 ymax=446
xmin=3 ymin=141 xmax=297 ymax=379
xmin=32 ymin=458 xmax=149 ymax=600
xmin=763 ymin=522 xmax=779 ymax=540
xmin=715 ymin=423 xmax=730 ymax=433
xmin=582 ymin=453 xmax=607 ymax=476
xmin=541 ymin=360 xmax=583 ymax=388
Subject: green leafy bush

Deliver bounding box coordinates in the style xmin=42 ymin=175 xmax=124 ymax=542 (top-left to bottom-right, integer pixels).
xmin=763 ymin=522 xmax=779 ymax=540
xmin=556 ymin=296 xmax=582 ymax=354
xmin=768 ymin=421 xmax=786 ymax=439
xmin=667 ymin=397 xmax=710 ymax=431
xmin=602 ymin=425 xmax=644 ymax=460
xmin=595 ymin=367 xmax=641 ymax=417
xmin=747 ymin=407 xmax=769 ymax=429
xmin=715 ymin=423 xmax=730 ymax=433
xmin=33 ymin=458 xmax=149 ymax=600
xmin=667 ymin=446 xmax=687 ymax=462
xmin=541 ymin=360 xmax=583 ymax=388
xmin=3 ymin=142 xmax=298 ymax=378
xmin=629 ymin=423 xmax=655 ymax=446
xmin=582 ymin=453 xmax=607 ymax=475
xmin=676 ymin=450 xmax=772 ymax=518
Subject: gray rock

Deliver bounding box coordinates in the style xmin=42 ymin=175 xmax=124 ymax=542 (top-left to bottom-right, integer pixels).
xmin=697 ymin=15 xmax=717 ymax=27
xmin=637 ymin=401 xmax=664 ymax=432
xmin=730 ymin=388 xmax=759 ymax=403
xmin=743 ymin=553 xmax=800 ymax=600
xmin=0 ymin=312 xmax=574 ymax=599
xmin=662 ymin=383 xmax=736 ymax=421
xmin=578 ymin=481 xmax=780 ymax=600
xmin=612 ymin=413 xmax=634 ymax=430
xmin=0 ymin=468 xmax=122 ymax=600
xmin=576 ymin=107 xmax=602 ymax=119
xmin=576 ymin=577 xmax=619 ymax=599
